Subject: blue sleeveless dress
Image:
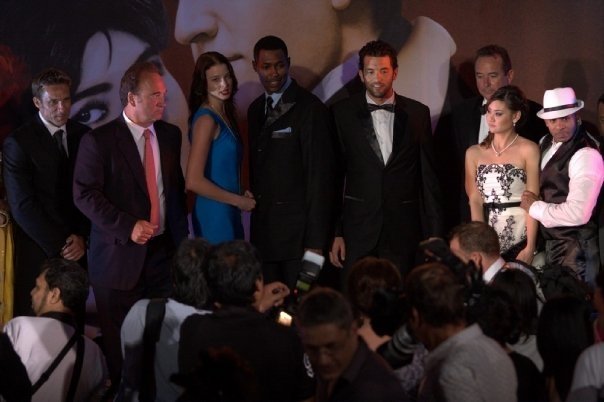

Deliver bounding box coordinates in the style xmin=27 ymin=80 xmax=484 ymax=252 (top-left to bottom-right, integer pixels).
xmin=190 ymin=107 xmax=243 ymax=243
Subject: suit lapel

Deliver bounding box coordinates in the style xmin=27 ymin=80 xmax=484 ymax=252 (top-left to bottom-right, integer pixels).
xmin=264 ymin=99 xmax=295 ymax=128
xmin=388 ymin=97 xmax=408 ymax=166
xmin=469 ymin=98 xmax=483 ymax=147
xmin=357 ymin=98 xmax=385 ymax=166
xmin=263 ymin=81 xmax=297 ymax=129
xmin=115 ymin=117 xmax=148 ymax=195
xmin=156 ymin=126 xmax=171 ymax=191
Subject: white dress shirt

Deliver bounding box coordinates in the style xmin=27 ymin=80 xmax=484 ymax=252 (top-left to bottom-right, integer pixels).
xmin=39 ymin=112 xmax=68 ymax=156
xmin=367 ymin=93 xmax=395 ymax=164
xmin=482 ymin=256 xmax=506 ymax=284
xmin=123 ymin=112 xmax=166 ymax=234
xmin=478 ymin=98 xmax=489 ymax=144
xmin=530 ymin=145 xmax=604 ymax=228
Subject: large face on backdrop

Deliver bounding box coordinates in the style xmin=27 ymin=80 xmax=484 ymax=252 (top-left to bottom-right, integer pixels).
xmin=175 ymin=0 xmax=344 ymax=111
xmin=72 ymin=30 xmax=188 ymax=132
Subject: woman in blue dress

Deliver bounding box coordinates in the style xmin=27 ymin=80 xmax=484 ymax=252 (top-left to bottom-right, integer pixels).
xmin=185 ymin=52 xmax=255 ymax=244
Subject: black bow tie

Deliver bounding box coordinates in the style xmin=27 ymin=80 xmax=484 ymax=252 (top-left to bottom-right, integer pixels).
xmin=367 ymin=103 xmax=395 ymax=113
xmin=480 ymin=104 xmax=487 ymax=115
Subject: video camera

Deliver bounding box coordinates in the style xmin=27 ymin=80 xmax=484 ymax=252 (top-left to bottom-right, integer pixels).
xmin=370 ymin=237 xmax=484 ymax=368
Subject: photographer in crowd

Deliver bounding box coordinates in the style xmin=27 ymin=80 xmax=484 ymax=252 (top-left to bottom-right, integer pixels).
xmin=405 ymin=262 xmax=516 ymax=401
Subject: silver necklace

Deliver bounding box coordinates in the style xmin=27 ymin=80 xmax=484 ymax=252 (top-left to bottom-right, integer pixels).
xmin=207 ymin=104 xmax=235 ymax=134
xmin=491 ymin=134 xmax=519 ymax=156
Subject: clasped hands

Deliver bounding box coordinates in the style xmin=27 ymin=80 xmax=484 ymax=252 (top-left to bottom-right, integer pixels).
xmin=60 ymin=234 xmax=86 ymax=261
xmin=238 ymin=190 xmax=256 ymax=212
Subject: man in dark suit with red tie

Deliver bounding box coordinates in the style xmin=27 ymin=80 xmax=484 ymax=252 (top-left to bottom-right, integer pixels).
xmin=73 ymin=61 xmax=188 ymax=391
xmin=329 ymin=40 xmax=443 ymax=280
xmin=3 ymin=68 xmax=89 ymax=317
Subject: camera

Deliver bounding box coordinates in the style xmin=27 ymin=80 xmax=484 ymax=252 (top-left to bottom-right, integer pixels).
xmin=275 ymin=250 xmax=325 ymax=326
xmin=370 ymin=237 xmax=484 ymax=368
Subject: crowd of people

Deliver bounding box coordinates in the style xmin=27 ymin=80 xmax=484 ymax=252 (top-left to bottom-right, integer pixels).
xmin=1 ymin=17 xmax=604 ymax=402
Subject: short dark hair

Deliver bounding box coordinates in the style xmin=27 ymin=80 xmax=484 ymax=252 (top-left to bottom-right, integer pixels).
xmin=475 ymin=44 xmax=512 ymax=74
xmin=491 ymin=268 xmax=538 ymax=337
xmin=253 ymin=35 xmax=288 ymax=61
xmin=172 ymin=239 xmax=211 ymax=309
xmin=405 ymin=263 xmax=466 ymax=327
xmin=598 ymin=93 xmax=604 ymax=105
xmin=450 ymin=221 xmax=501 ymax=257
xmin=347 ymin=257 xmax=401 ymax=319
xmin=31 ymin=68 xmax=71 ymax=99
xmin=119 ymin=61 xmax=162 ymax=107
xmin=296 ymin=287 xmax=354 ymax=330
xmin=474 ymin=287 xmax=521 ymax=345
xmin=358 ymin=40 xmax=398 ymax=71
xmin=537 ymin=296 xmax=593 ymax=400
xmin=204 ymin=241 xmax=262 ymax=307
xmin=40 ymin=258 xmax=89 ymax=313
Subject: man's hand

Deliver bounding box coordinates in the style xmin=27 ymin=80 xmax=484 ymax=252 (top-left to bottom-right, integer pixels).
xmin=256 ymin=281 xmax=290 ymax=313
xmin=329 ymin=237 xmax=346 ymax=268
xmin=520 ymin=190 xmax=539 ymax=212
xmin=130 ymin=220 xmax=158 ymax=245
xmin=61 ymin=234 xmax=86 ymax=261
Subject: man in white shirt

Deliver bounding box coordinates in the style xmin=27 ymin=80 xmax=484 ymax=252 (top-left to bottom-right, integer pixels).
xmin=4 ymin=259 xmax=107 ymax=401
xmin=521 ymin=87 xmax=604 ymax=287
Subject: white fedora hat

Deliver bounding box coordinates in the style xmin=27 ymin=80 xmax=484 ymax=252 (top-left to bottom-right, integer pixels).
xmin=537 ymin=87 xmax=584 ymax=119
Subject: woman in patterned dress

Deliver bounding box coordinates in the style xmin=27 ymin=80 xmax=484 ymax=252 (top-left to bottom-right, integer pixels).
xmin=465 ymin=85 xmax=540 ymax=263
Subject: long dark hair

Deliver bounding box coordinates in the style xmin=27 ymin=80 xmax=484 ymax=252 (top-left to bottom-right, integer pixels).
xmin=188 ymin=51 xmax=238 ymax=133
xmin=481 ymin=84 xmax=528 ymax=148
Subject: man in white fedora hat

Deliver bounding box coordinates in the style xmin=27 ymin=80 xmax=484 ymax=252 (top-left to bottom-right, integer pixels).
xmin=521 ymin=87 xmax=603 ymax=287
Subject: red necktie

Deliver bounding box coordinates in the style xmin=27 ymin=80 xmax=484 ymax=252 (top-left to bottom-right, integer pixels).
xmin=143 ymin=129 xmax=160 ymax=231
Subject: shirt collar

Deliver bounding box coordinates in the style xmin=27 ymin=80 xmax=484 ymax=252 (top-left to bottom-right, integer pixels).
xmin=483 ymin=256 xmax=506 ymax=283
xmin=123 ymin=111 xmax=156 ymax=140
xmin=38 ymin=112 xmax=66 ymax=135
xmin=265 ymin=75 xmax=292 ymax=106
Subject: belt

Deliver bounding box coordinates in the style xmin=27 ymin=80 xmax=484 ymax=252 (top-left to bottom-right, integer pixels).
xmin=483 ymin=201 xmax=521 ymax=222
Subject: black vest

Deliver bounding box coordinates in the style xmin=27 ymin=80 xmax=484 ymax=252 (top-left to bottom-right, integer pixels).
xmin=539 ymin=125 xmax=599 ymax=241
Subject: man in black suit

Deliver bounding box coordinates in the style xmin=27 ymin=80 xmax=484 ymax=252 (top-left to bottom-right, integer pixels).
xmin=73 ymin=61 xmax=188 ymax=390
xmin=440 ymin=45 xmax=548 ymax=227
xmin=247 ymin=36 xmax=335 ymax=290
xmin=329 ymin=40 xmax=443 ymax=279
xmin=3 ymin=68 xmax=89 ymax=317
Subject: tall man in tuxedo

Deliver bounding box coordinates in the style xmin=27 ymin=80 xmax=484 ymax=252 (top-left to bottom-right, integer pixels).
xmin=73 ymin=61 xmax=188 ymax=390
xmin=440 ymin=45 xmax=548 ymax=227
xmin=329 ymin=40 xmax=443 ymax=279
xmin=247 ymin=36 xmax=335 ymax=290
xmin=3 ymin=68 xmax=89 ymax=316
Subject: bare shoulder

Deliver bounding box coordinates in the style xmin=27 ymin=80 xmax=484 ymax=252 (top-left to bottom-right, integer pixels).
xmin=192 ymin=114 xmax=218 ymax=138
xmin=465 ymin=144 xmax=483 ymax=159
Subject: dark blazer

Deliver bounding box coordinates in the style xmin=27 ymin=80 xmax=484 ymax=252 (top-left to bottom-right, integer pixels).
xmin=439 ymin=96 xmax=548 ymax=227
xmin=3 ymin=115 xmax=89 ymax=313
xmin=73 ymin=116 xmax=188 ymax=290
xmin=331 ymin=92 xmax=444 ymax=270
xmin=247 ymin=79 xmax=335 ymax=261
